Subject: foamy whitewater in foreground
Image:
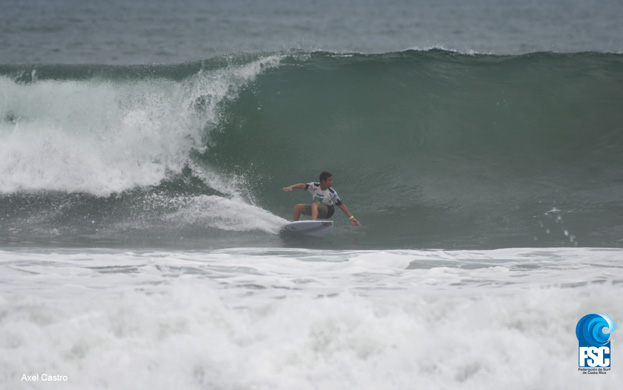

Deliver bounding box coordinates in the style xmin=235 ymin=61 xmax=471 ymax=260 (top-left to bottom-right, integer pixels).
xmin=1 ymin=247 xmax=621 ymax=389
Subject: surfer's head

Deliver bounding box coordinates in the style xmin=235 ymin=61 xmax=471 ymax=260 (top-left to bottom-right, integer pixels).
xmin=319 ymin=171 xmax=333 ymax=188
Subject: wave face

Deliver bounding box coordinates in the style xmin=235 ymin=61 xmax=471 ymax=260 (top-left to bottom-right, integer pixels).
xmin=1 ymin=51 xmax=623 ymax=248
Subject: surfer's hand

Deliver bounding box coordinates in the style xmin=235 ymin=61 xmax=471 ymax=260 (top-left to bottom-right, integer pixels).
xmin=282 ymin=186 xmax=293 ymax=192
xmin=350 ymin=217 xmax=361 ymax=228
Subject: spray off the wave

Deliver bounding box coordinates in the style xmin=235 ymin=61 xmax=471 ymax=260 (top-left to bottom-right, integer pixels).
xmin=0 ymin=56 xmax=283 ymax=195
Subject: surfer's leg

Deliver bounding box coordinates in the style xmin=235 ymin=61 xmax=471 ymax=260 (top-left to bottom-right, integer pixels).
xmin=293 ymin=204 xmax=310 ymax=221
xmin=311 ymin=202 xmax=319 ymax=220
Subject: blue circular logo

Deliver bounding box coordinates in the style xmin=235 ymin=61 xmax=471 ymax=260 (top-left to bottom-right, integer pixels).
xmin=576 ymin=313 xmax=617 ymax=346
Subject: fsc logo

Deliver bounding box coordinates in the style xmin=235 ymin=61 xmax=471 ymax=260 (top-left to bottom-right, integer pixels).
xmin=576 ymin=314 xmax=616 ymax=374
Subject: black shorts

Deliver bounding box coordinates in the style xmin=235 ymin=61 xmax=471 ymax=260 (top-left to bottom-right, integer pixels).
xmin=303 ymin=203 xmax=335 ymax=219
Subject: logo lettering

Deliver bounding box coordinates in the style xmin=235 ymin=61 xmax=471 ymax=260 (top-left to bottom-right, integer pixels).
xmin=576 ymin=314 xmax=616 ymax=369
xmin=579 ymin=346 xmax=610 ymax=367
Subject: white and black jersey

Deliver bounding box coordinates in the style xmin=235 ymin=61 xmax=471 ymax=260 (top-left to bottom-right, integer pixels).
xmin=305 ymin=182 xmax=343 ymax=207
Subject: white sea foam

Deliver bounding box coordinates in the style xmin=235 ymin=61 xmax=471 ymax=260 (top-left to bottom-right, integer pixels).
xmin=0 ymin=247 xmax=621 ymax=389
xmin=0 ymin=55 xmax=282 ymax=196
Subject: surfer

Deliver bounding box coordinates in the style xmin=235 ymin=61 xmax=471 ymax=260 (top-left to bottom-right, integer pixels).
xmin=282 ymin=171 xmax=361 ymax=227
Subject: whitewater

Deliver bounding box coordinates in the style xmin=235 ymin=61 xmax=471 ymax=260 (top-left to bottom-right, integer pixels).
xmin=2 ymin=0 xmax=623 ymax=389
xmin=2 ymin=247 xmax=621 ymax=389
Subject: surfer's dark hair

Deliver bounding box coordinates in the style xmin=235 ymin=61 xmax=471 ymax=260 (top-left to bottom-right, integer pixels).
xmin=319 ymin=171 xmax=332 ymax=182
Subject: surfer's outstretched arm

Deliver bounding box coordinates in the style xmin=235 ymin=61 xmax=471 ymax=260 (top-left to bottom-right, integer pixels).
xmin=338 ymin=204 xmax=361 ymax=227
xmin=283 ymin=183 xmax=306 ymax=191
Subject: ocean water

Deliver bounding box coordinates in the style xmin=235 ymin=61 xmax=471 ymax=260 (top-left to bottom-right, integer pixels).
xmin=1 ymin=0 xmax=623 ymax=389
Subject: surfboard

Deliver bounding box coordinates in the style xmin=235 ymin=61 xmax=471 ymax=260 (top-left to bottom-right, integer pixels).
xmin=279 ymin=220 xmax=333 ymax=238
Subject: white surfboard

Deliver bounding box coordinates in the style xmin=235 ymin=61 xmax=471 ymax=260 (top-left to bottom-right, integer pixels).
xmin=279 ymin=220 xmax=333 ymax=238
